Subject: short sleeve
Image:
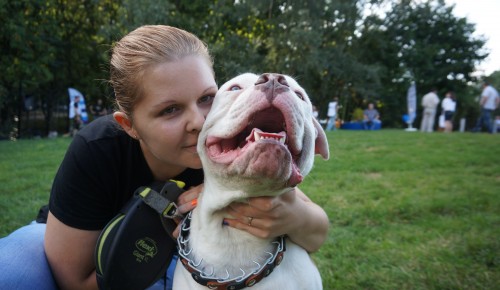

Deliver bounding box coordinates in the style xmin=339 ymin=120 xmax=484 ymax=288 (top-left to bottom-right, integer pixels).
xmin=49 ymin=134 xmax=117 ymax=230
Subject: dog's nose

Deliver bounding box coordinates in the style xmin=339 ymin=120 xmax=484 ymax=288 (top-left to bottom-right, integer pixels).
xmin=255 ymin=73 xmax=290 ymax=102
xmin=255 ymin=73 xmax=289 ymax=87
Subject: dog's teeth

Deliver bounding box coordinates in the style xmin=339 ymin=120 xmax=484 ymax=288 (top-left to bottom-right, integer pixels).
xmin=253 ymin=129 xmax=287 ymax=144
xmin=253 ymin=131 xmax=261 ymax=141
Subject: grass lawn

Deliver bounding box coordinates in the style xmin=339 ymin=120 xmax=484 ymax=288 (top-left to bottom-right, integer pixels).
xmin=1 ymin=130 xmax=499 ymax=289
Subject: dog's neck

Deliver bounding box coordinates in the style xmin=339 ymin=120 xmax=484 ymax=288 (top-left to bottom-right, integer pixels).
xmin=195 ymin=177 xmax=290 ymax=226
xmin=180 ymin=178 xmax=288 ymax=279
xmin=178 ymin=211 xmax=286 ymax=288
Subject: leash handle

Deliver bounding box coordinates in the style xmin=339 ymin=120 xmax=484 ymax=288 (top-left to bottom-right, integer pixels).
xmin=140 ymin=180 xmax=186 ymax=241
xmin=140 ymin=179 xmax=186 ymax=220
xmin=95 ymin=180 xmax=186 ymax=290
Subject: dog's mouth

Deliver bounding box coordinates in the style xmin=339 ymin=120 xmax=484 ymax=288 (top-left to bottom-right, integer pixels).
xmin=206 ymin=107 xmax=294 ymax=157
xmin=205 ymin=107 xmax=302 ymax=184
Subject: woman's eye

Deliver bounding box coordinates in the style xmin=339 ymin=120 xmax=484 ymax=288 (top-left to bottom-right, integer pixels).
xmin=229 ymin=85 xmax=241 ymax=91
xmin=199 ymin=95 xmax=215 ymax=105
xmin=160 ymin=106 xmax=180 ymax=116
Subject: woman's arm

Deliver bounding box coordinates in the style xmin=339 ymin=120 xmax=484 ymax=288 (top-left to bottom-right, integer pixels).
xmin=284 ymin=188 xmax=330 ymax=252
xmin=224 ymin=188 xmax=329 ymax=253
xmin=45 ymin=212 xmax=100 ymax=290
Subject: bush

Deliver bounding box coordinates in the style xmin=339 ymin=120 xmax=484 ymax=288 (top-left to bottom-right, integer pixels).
xmin=352 ymin=107 xmax=364 ymax=121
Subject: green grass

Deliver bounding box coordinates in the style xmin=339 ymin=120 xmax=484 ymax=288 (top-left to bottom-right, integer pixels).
xmin=0 ymin=137 xmax=71 ymax=233
xmin=1 ymin=131 xmax=499 ymax=289
xmin=301 ymin=130 xmax=500 ymax=289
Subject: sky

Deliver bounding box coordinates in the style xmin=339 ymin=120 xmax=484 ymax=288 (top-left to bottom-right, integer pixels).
xmin=445 ymin=0 xmax=500 ymax=75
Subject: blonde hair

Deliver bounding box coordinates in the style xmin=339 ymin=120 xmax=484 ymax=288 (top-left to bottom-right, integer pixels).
xmin=109 ymin=25 xmax=213 ymax=118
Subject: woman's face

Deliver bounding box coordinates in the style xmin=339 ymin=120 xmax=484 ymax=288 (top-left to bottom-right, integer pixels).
xmin=131 ymin=56 xmax=217 ymax=179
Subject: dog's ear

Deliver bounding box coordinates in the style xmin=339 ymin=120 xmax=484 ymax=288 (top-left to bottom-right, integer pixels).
xmin=313 ymin=118 xmax=329 ymax=160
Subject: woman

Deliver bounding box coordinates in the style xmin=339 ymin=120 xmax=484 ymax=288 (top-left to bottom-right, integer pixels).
xmin=1 ymin=25 xmax=329 ymax=290
xmin=441 ymin=91 xmax=456 ymax=133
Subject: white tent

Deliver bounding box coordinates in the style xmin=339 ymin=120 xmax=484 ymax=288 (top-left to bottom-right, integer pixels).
xmin=405 ymin=82 xmax=417 ymax=131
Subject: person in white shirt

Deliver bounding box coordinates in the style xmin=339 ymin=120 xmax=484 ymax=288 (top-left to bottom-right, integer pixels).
xmin=326 ymin=97 xmax=338 ymax=131
xmin=420 ymin=88 xmax=440 ymax=132
xmin=441 ymin=91 xmax=456 ymax=133
xmin=472 ymin=82 xmax=500 ymax=133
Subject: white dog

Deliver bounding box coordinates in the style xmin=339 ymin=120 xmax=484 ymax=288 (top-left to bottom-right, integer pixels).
xmin=173 ymin=73 xmax=329 ymax=290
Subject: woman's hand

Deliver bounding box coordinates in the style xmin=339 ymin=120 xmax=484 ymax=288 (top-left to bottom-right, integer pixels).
xmin=172 ymin=184 xmax=203 ymax=238
xmin=223 ymin=188 xmax=329 ymax=253
xmin=224 ymin=190 xmax=298 ymax=238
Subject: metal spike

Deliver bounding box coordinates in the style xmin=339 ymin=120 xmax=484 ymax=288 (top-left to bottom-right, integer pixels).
xmin=252 ymin=260 xmax=262 ymax=273
xmin=190 ymin=257 xmax=203 ymax=267
xmin=220 ymin=269 xmax=230 ymax=281
xmin=200 ymin=265 xmax=215 ymax=278
xmin=181 ymin=222 xmax=191 ymax=231
xmin=180 ymin=235 xmax=190 ymax=244
xmin=182 ymin=246 xmax=193 ymax=256
xmin=264 ymin=251 xmax=274 ymax=264
xmin=235 ymin=268 xmax=247 ymax=282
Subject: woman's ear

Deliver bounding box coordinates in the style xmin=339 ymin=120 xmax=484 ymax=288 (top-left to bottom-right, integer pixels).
xmin=113 ymin=112 xmax=139 ymax=139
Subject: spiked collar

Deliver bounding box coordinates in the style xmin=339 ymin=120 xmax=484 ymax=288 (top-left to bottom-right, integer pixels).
xmin=177 ymin=211 xmax=286 ymax=290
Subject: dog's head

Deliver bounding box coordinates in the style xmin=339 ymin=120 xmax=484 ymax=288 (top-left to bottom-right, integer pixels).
xmin=198 ymin=73 xmax=329 ymax=194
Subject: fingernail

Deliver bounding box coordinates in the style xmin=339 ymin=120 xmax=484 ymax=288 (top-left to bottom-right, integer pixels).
xmin=191 ymin=198 xmax=198 ymax=207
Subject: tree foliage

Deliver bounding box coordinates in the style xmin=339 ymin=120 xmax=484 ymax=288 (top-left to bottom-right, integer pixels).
xmin=354 ymin=0 xmax=487 ymax=126
xmin=0 ymin=0 xmax=493 ymax=138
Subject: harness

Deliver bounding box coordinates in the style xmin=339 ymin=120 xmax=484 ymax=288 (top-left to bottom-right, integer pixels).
xmin=177 ymin=211 xmax=286 ymax=290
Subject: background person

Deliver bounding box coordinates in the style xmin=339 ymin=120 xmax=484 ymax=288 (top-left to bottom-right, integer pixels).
xmin=420 ymin=88 xmax=440 ymax=132
xmin=326 ymin=97 xmax=338 ymax=131
xmin=472 ymin=81 xmax=499 ymax=133
xmin=71 ymin=95 xmax=83 ymax=136
xmin=89 ymin=98 xmax=108 ymax=119
xmin=0 ymin=25 xmax=329 ymax=290
xmin=441 ymin=91 xmax=456 ymax=133
xmin=363 ymin=102 xmax=381 ymax=130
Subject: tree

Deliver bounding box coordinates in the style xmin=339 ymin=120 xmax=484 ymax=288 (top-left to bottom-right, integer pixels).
xmin=0 ymin=0 xmax=491 ymax=136
xmin=203 ymin=0 xmax=383 ymax=120
xmin=355 ymin=0 xmax=487 ymax=126
xmin=0 ymin=0 xmax=56 ymax=138
xmin=0 ymin=0 xmax=122 ymax=138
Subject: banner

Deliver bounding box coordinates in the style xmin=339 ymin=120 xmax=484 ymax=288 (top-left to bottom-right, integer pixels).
xmin=68 ymin=88 xmax=89 ymax=123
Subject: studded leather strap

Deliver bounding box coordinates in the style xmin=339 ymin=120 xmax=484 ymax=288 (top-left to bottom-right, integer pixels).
xmin=178 ymin=213 xmax=286 ymax=290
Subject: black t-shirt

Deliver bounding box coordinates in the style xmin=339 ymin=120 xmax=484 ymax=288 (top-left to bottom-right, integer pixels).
xmin=49 ymin=114 xmax=204 ymax=230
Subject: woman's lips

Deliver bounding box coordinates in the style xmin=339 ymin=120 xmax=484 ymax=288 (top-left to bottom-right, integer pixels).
xmin=184 ymin=144 xmax=198 ymax=153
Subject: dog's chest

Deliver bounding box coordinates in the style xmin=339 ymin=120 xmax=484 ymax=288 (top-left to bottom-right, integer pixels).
xmin=174 ymin=234 xmax=322 ymax=290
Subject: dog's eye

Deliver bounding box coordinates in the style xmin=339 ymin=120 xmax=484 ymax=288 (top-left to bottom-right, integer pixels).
xmin=295 ymin=91 xmax=305 ymax=101
xmin=229 ymin=85 xmax=241 ymax=91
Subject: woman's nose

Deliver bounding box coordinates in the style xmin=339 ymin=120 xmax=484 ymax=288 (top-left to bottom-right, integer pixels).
xmin=187 ymin=107 xmax=206 ymax=132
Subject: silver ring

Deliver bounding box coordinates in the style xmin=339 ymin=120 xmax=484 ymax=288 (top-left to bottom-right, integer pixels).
xmin=247 ymin=216 xmax=254 ymax=226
